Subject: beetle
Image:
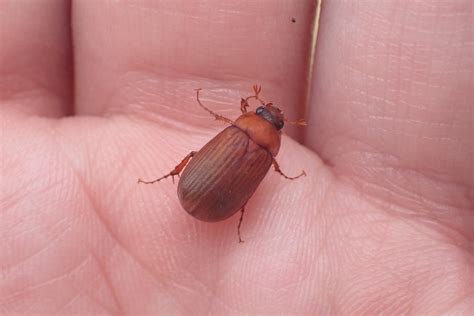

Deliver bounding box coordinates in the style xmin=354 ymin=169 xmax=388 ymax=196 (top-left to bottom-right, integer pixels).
xmin=138 ymin=85 xmax=305 ymax=242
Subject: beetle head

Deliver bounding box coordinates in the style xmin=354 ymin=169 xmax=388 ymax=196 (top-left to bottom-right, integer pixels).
xmin=255 ymin=103 xmax=284 ymax=130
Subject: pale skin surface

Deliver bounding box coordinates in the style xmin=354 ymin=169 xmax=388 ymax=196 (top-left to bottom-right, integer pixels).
xmin=0 ymin=0 xmax=472 ymax=314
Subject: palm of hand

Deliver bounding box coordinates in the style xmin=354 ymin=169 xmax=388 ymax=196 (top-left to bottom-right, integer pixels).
xmin=1 ymin=1 xmax=472 ymax=314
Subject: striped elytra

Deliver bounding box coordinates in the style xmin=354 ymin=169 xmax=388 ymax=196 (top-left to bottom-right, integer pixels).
xmin=138 ymin=86 xmax=306 ymax=242
xmin=178 ymin=126 xmax=273 ymax=222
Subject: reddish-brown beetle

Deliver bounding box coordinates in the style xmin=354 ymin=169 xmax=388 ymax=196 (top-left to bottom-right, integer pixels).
xmin=139 ymin=85 xmax=305 ymax=242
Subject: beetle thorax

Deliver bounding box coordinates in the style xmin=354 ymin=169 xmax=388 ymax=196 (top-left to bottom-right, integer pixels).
xmin=234 ymin=113 xmax=281 ymax=156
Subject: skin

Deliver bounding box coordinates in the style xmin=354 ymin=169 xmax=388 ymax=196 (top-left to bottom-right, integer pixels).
xmin=0 ymin=0 xmax=472 ymax=314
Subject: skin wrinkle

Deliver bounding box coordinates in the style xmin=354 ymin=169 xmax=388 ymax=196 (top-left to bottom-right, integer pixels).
xmin=137 ymin=158 xmax=233 ymax=313
xmin=330 ymin=6 xmax=470 ymax=202
xmin=322 ymin=3 xmax=470 ymax=312
xmin=346 ymin=253 xmax=426 ymax=312
xmin=359 ymin=158 xmax=472 ymax=212
xmin=206 ymin=285 xmax=234 ymax=315
xmin=54 ymin=170 xmax=128 ymax=310
xmin=95 ymin=121 xmax=144 ymax=195
xmin=347 ymin=137 xmax=470 ymax=189
xmin=45 ymin=127 xmax=153 ymax=312
xmin=0 ymin=173 xmax=53 ymax=217
xmin=0 ymin=64 xmax=68 ymax=95
xmin=2 ymin=136 xmax=77 ymax=272
xmin=1 ymin=215 xmax=70 ymax=272
xmin=55 ymin=291 xmax=84 ymax=314
xmin=54 ymin=262 xmax=116 ymax=315
xmin=60 ymin=266 xmax=116 ymax=315
xmin=136 ymin=127 xmax=201 ymax=176
xmin=361 ymin=113 xmax=466 ymax=133
xmin=311 ymin=204 xmax=334 ymax=259
xmin=88 ymin=251 xmax=123 ymax=314
xmin=441 ymin=292 xmax=474 ymax=314
xmin=300 ymin=196 xmax=340 ymax=312
xmin=110 ymin=76 xmax=251 ymax=134
xmin=131 ymin=253 xmax=188 ymax=314
xmin=0 ymin=254 xmax=91 ymax=302
xmin=81 ymin=183 xmax=184 ymax=314
xmin=312 ymin=87 xmax=472 ymax=236
xmin=218 ymin=237 xmax=262 ymax=313
xmin=203 ymin=250 xmax=228 ymax=315
xmin=213 ymin=183 xmax=312 ymax=310
xmin=344 ymin=174 xmax=472 ymax=254
xmin=56 ymin=292 xmax=115 ymax=315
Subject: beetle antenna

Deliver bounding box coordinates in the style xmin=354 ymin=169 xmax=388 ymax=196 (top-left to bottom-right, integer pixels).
xmin=195 ymin=88 xmax=234 ymax=125
xmin=240 ymin=85 xmax=267 ymax=113
xmin=243 ymin=85 xmax=266 ymax=106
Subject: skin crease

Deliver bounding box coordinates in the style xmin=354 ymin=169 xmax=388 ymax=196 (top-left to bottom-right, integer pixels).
xmin=0 ymin=0 xmax=472 ymax=314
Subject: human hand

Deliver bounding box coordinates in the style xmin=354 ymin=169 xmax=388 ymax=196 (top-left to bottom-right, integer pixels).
xmin=1 ymin=1 xmax=472 ymax=314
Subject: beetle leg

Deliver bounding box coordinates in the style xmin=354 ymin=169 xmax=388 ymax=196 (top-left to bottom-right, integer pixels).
xmin=195 ymin=89 xmax=234 ymax=125
xmin=138 ymin=151 xmax=196 ymax=185
xmin=240 ymin=98 xmax=250 ymax=113
xmin=272 ymin=158 xmax=306 ymax=180
xmin=237 ymin=204 xmax=247 ymax=243
xmin=284 ymin=118 xmax=307 ymax=126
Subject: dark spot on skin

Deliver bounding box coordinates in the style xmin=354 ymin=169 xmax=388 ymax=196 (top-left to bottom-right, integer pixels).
xmin=291 ymin=18 xmax=296 ymax=23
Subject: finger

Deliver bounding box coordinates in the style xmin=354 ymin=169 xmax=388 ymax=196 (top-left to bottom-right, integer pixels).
xmin=0 ymin=0 xmax=73 ymax=117
xmin=307 ymin=2 xmax=473 ymax=217
xmin=72 ymin=0 xmax=316 ymax=138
